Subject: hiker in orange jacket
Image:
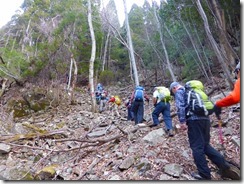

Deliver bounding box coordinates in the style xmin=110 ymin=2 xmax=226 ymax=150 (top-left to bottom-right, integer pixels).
xmin=214 ymin=61 xmax=240 ymax=116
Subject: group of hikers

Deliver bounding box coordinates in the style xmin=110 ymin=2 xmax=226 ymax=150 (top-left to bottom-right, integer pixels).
xmin=92 ymin=61 xmax=240 ymax=180
xmin=94 ymin=83 xmax=122 ymax=116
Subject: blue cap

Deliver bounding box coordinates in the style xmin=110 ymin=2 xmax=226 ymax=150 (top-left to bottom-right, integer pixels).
xmin=169 ymin=82 xmax=179 ymax=91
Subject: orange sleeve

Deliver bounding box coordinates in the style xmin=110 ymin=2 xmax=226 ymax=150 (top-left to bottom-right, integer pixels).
xmin=216 ymin=78 xmax=240 ymax=107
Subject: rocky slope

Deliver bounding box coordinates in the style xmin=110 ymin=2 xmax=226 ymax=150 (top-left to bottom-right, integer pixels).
xmin=0 ymin=82 xmax=240 ymax=180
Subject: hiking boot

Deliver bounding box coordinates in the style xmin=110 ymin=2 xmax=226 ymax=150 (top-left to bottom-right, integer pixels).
xmin=191 ymin=172 xmax=211 ymax=180
xmin=149 ymin=124 xmax=158 ymax=128
xmin=220 ymin=165 xmax=240 ymax=180
xmin=168 ymin=129 xmax=174 ymax=137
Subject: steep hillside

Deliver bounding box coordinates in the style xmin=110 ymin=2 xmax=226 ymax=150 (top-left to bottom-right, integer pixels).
xmin=0 ymin=80 xmax=240 ymax=180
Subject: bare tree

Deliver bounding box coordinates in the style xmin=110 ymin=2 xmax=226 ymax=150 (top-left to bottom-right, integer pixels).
xmin=178 ymin=16 xmax=209 ymax=81
xmin=207 ymin=0 xmax=239 ymax=68
xmin=88 ymin=0 xmax=97 ymax=112
xmin=102 ymin=29 xmax=110 ymax=71
xmin=70 ymin=54 xmax=77 ymax=105
xmin=67 ymin=57 xmax=73 ymax=91
xmin=196 ymin=0 xmax=234 ymax=88
xmin=123 ymin=0 xmax=139 ymax=86
xmin=152 ymin=2 xmax=176 ymax=82
xmin=100 ymin=0 xmax=120 ymax=72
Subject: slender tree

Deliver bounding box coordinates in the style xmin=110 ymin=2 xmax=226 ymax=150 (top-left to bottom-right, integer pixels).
xmin=88 ymin=0 xmax=97 ymax=112
xmin=123 ymin=0 xmax=139 ymax=86
xmin=207 ymin=0 xmax=239 ymax=68
xmin=196 ymin=0 xmax=233 ymax=88
xmin=70 ymin=54 xmax=78 ymax=105
xmin=152 ymin=2 xmax=176 ymax=82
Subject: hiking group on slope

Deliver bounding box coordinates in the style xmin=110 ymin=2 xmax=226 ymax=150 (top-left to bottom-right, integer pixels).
xmin=93 ymin=61 xmax=240 ymax=180
xmin=127 ymin=61 xmax=240 ymax=180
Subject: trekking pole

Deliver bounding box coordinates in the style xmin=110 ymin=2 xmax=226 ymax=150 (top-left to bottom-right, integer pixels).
xmin=217 ymin=115 xmax=225 ymax=156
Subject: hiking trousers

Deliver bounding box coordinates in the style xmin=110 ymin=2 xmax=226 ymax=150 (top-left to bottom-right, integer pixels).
xmin=152 ymin=101 xmax=173 ymax=130
xmin=187 ymin=119 xmax=230 ymax=179
xmin=127 ymin=104 xmax=134 ymax=121
xmin=132 ymin=101 xmax=144 ymax=124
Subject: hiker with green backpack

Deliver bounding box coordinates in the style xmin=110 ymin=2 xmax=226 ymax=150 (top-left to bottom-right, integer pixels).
xmin=169 ymin=80 xmax=239 ymax=180
xmin=150 ymin=86 xmax=174 ymax=137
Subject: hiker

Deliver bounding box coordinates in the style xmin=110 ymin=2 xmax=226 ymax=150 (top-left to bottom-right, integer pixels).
xmin=125 ymin=97 xmax=134 ymax=121
xmin=170 ymin=81 xmax=237 ymax=180
xmin=214 ymin=61 xmax=240 ymax=117
xmin=107 ymin=95 xmax=121 ymax=117
xmin=65 ymin=73 xmax=69 ymax=85
xmin=150 ymin=86 xmax=174 ymax=137
xmin=95 ymin=83 xmax=104 ymax=105
xmin=95 ymin=91 xmax=102 ymax=105
xmin=129 ymin=86 xmax=149 ymax=125
xmin=99 ymin=90 xmax=108 ymax=113
xmin=96 ymin=83 xmax=104 ymax=93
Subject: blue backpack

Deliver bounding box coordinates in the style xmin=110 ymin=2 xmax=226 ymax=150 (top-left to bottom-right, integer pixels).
xmin=97 ymin=83 xmax=103 ymax=92
xmin=134 ymin=86 xmax=144 ymax=101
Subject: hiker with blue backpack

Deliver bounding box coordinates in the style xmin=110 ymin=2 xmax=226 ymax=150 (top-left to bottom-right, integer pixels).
xmin=96 ymin=83 xmax=103 ymax=92
xmin=170 ymin=81 xmax=239 ymax=180
xmin=129 ymin=86 xmax=149 ymax=125
xmin=95 ymin=83 xmax=104 ymax=105
xmin=150 ymin=86 xmax=174 ymax=137
xmin=98 ymin=90 xmax=108 ymax=113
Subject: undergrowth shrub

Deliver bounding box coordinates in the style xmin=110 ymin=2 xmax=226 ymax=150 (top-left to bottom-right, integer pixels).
xmin=99 ymin=70 xmax=114 ymax=85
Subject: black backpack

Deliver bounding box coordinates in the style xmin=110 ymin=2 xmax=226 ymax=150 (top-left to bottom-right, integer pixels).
xmin=185 ymin=80 xmax=214 ymax=116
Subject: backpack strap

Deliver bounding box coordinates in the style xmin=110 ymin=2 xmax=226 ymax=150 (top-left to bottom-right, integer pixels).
xmin=134 ymin=90 xmax=138 ymax=99
xmin=187 ymin=90 xmax=192 ymax=116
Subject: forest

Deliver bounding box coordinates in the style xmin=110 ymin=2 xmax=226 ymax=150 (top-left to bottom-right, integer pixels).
xmin=0 ymin=0 xmax=240 ymax=181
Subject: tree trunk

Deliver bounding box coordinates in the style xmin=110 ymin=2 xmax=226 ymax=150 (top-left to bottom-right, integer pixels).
xmin=88 ymin=0 xmax=97 ymax=113
xmin=196 ymin=0 xmax=233 ymax=88
xmin=67 ymin=57 xmax=73 ymax=91
xmin=70 ymin=55 xmax=77 ymax=105
xmin=208 ymin=0 xmax=239 ymax=68
xmin=123 ymin=0 xmax=139 ymax=86
xmin=153 ymin=4 xmax=176 ymax=82
xmin=102 ymin=29 xmax=110 ymax=71
xmin=0 ymin=78 xmax=8 ymax=97
xmin=179 ymin=17 xmax=209 ymax=81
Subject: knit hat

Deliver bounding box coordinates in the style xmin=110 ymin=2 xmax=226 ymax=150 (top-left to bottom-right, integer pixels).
xmin=169 ymin=82 xmax=179 ymax=92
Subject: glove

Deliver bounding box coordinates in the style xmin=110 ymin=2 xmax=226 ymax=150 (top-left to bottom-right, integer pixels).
xmin=214 ymin=104 xmax=222 ymax=119
xmin=207 ymin=107 xmax=215 ymax=115
xmin=180 ymin=123 xmax=187 ymax=131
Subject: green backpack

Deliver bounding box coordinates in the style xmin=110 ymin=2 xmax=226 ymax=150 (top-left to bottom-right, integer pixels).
xmin=156 ymin=86 xmax=171 ymax=102
xmin=185 ymin=80 xmax=214 ymax=116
